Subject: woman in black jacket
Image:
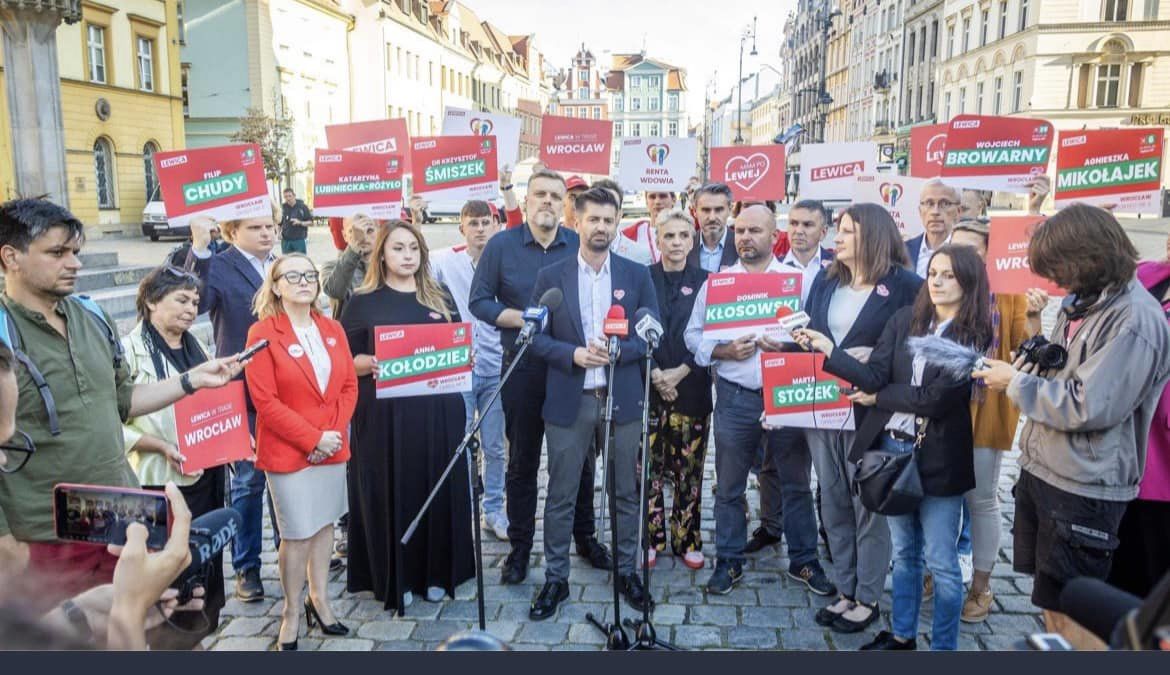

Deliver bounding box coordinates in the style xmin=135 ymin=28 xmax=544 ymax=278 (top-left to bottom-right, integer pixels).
xmin=795 ymin=244 xmax=992 ymax=651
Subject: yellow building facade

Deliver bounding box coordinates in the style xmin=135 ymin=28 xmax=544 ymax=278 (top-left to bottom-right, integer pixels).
xmin=0 ymin=0 xmax=185 ymax=236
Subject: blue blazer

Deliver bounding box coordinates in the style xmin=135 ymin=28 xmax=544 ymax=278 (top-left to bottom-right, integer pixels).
xmin=805 ymin=264 xmax=922 ymax=351
xmin=187 ymin=246 xmax=262 ymax=359
xmin=530 ymin=254 xmax=661 ymax=427
xmin=904 ymin=234 xmax=926 ymax=274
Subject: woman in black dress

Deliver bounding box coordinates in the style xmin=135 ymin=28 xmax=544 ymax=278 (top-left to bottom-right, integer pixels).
xmin=340 ymin=219 xmax=474 ymax=613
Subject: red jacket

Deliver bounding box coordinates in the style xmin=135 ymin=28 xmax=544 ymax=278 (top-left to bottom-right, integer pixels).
xmin=245 ymin=312 xmax=358 ymax=473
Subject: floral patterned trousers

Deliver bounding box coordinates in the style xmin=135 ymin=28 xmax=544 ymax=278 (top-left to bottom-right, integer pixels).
xmin=645 ymin=403 xmax=710 ymax=555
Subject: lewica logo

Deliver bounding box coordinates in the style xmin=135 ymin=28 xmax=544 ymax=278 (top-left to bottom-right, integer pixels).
xmin=241 ymin=147 xmax=257 ymax=165
xmin=160 ymin=156 xmax=187 ymax=169
xmin=470 ymin=118 xmax=494 ymax=135
xmin=953 ymin=120 xmax=981 ymax=130
xmin=879 ymin=182 xmax=904 ymax=207
xmin=646 ymin=144 xmax=670 ymax=165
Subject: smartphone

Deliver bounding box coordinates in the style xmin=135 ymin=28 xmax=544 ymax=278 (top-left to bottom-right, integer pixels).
xmin=840 ymin=386 xmax=860 ymax=396
xmin=237 ymin=339 xmax=269 ymax=362
xmin=53 ymin=483 xmax=170 ymax=550
xmin=1025 ymin=632 xmax=1074 ymax=651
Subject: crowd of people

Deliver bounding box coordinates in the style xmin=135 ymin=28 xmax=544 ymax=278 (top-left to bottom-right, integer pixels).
xmin=0 ymin=162 xmax=1168 ymax=653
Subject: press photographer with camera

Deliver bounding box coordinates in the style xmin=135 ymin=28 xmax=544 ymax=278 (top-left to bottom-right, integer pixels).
xmin=973 ymin=204 xmax=1170 ymax=649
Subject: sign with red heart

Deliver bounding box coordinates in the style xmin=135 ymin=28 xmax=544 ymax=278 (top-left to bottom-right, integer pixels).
xmin=442 ymin=106 xmax=521 ymax=171
xmin=711 ymin=145 xmax=786 ymax=201
xmin=618 ymin=136 xmax=698 ymax=191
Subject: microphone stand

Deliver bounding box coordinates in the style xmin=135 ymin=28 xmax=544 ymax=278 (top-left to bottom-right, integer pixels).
xmin=401 ymin=334 xmax=535 ymax=632
xmin=623 ymin=339 xmax=678 ymax=650
xmin=585 ymin=341 xmax=631 ymax=650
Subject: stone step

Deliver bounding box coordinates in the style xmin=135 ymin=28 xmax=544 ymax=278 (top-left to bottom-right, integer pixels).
xmin=85 ymin=285 xmax=140 ymax=319
xmin=74 ymin=264 xmax=155 ymax=293
xmin=79 ymin=251 xmax=119 ymax=269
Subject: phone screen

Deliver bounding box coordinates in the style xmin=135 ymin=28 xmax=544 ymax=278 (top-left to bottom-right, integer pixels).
xmin=53 ymin=484 xmax=170 ymax=550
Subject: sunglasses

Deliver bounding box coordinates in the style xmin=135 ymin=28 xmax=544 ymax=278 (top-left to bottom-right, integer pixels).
xmin=0 ymin=431 xmax=35 ymax=474
xmin=162 ymin=266 xmax=201 ymax=283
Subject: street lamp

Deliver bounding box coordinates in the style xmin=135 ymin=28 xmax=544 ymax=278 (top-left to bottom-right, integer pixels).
xmin=734 ymin=15 xmax=758 ymax=145
xmin=815 ymin=7 xmax=842 ymax=142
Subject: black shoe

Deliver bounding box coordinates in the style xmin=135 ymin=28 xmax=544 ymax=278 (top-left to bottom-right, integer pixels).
xmin=500 ymin=550 xmax=528 ymax=585
xmin=275 ymin=640 xmax=297 ymax=651
xmin=529 ymin=580 xmax=570 ymax=621
xmin=815 ymin=596 xmax=854 ymax=627
xmin=305 ymin=597 xmax=350 ymax=636
xmin=743 ymin=527 xmax=782 ymax=554
xmin=234 ymin=567 xmax=265 ymax=602
xmin=619 ymin=573 xmax=654 ymax=612
xmin=704 ymin=559 xmax=744 ymax=595
xmin=575 ymin=536 xmax=613 ymax=571
xmin=329 ymin=556 xmax=345 ymax=572
xmin=860 ymin=630 xmax=916 ymax=650
xmin=788 ymin=562 xmax=837 ymax=596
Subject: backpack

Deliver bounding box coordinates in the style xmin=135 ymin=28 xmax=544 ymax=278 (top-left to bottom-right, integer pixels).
xmin=0 ymin=295 xmax=124 ymax=436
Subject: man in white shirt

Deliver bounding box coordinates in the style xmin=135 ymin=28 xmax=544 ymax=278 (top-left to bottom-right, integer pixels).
xmin=684 ymin=205 xmax=832 ymax=597
xmin=432 ymin=201 xmax=509 ymax=541
xmin=905 ymin=180 xmax=961 ymax=278
xmin=612 ymin=191 xmax=677 ymax=265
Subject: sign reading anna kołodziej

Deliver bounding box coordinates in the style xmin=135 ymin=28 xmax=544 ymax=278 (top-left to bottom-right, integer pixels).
xmin=153 ymin=144 xmax=270 ymax=228
xmin=940 ymin=114 xmax=1054 ymax=193
xmin=702 ymin=273 xmax=803 ymax=341
xmin=410 ymin=136 xmax=499 ymax=203
xmin=374 ymin=323 xmax=473 ymax=398
xmin=1054 ymin=128 xmax=1164 ymax=214
xmin=312 ymin=149 xmax=404 ymax=219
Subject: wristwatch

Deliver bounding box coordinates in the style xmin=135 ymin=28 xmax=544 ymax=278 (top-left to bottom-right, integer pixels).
xmin=501 ymin=183 xmax=514 ymax=191
xmin=180 ymin=371 xmax=197 ymax=395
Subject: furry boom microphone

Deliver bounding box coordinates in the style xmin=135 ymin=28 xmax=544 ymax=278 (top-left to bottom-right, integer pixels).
xmin=906 ymin=335 xmax=986 ymax=380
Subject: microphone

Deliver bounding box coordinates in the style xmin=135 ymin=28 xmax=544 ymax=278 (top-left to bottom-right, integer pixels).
xmin=775 ymin=305 xmax=810 ymax=334
xmin=634 ymin=307 xmax=663 ymax=349
xmin=174 ymin=507 xmax=241 ymax=602
xmin=603 ymin=305 xmax=628 ymax=362
xmin=515 ymin=287 xmax=564 ymax=348
xmin=1060 ymin=576 xmax=1144 ymax=649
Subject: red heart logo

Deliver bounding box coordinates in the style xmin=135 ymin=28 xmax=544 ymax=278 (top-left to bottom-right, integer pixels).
xmin=470 ymin=118 xmax=494 ymax=135
xmin=723 ymin=153 xmax=771 ymax=192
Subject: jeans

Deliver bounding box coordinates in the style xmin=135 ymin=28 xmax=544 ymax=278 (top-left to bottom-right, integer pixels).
xmin=462 ymin=372 xmax=506 ymax=519
xmin=957 ymin=504 xmax=973 ymax=556
xmin=713 ymin=379 xmax=818 ymax=567
xmin=280 ymin=238 xmax=307 ymax=254
xmin=882 ymin=436 xmax=964 ymax=651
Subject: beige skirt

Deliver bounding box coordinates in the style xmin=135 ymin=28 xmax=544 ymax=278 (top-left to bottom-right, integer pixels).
xmin=267 ymin=463 xmax=348 ymax=540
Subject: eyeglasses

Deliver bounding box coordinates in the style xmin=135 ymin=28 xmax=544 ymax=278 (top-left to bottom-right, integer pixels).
xmin=920 ymin=199 xmax=959 ymax=210
xmin=0 ymin=431 xmax=35 ymax=474
xmin=279 ymin=271 xmax=320 ymax=285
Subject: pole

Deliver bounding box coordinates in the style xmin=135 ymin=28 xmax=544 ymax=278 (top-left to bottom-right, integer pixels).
xmin=735 ymin=36 xmax=745 ymax=144
xmin=817 ymin=12 xmax=829 ymax=142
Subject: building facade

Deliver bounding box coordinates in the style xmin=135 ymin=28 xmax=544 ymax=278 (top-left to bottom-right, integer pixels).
xmin=896 ymin=0 xmax=943 ymax=157
xmin=550 ymin=44 xmax=607 ymax=121
xmin=605 ymin=52 xmax=688 ymax=168
xmin=750 ymin=85 xmax=782 ymax=146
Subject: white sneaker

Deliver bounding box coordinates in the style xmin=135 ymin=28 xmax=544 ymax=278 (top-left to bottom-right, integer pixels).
xmin=402 ymin=591 xmax=413 ymax=607
xmin=426 ymin=586 xmax=445 ymax=602
xmin=959 ymin=553 xmax=974 ymax=585
xmin=484 ymin=512 xmax=510 ymax=541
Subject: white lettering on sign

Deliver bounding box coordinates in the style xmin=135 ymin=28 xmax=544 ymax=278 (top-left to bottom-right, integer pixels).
xmin=160 ymin=156 xmax=187 ymax=168
xmin=544 ymin=143 xmax=606 ymax=155
xmin=810 ymin=161 xmax=864 ymax=181
xmin=994 ymin=256 xmax=1031 ymax=271
xmin=954 ymin=120 xmax=981 ymax=129
xmin=1061 ymin=135 xmax=1087 ymax=147
xmin=710 ymin=277 xmax=736 ymax=287
xmin=183 ymin=414 xmax=243 ymax=446
xmin=346 ymin=139 xmax=397 ymax=153
xmin=378 ymin=329 xmax=406 ymax=342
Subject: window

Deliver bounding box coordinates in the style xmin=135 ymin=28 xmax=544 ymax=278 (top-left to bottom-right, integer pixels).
xmin=917 ymin=84 xmax=925 ymax=118
xmin=944 ymin=91 xmax=952 ymax=120
xmin=177 ymin=1 xmax=186 ymax=44
xmin=414 ymin=54 xmax=420 ymax=80
xmin=998 ymin=1 xmax=1008 ymax=39
xmin=962 ymin=17 xmax=971 ymax=52
xmin=649 ymin=96 xmax=659 ymax=111
xmin=908 ymin=31 xmax=916 ymax=65
xmin=976 ymin=81 xmax=984 ymax=113
xmin=1104 ymin=0 xmax=1129 ymax=21
xmin=136 ymin=37 xmax=154 ymax=91
xmin=94 ymin=138 xmax=116 ymax=209
xmin=1129 ymin=62 xmax=1144 ymax=107
xmin=579 ymin=69 xmax=589 ymax=83
xmin=920 ymin=26 xmax=927 ymax=61
xmin=615 ymin=122 xmax=623 ymax=136
xmin=1018 ymin=0 xmax=1029 ymax=31
xmin=630 ymin=75 xmax=640 ymax=88
xmin=649 ymin=122 xmax=659 ymax=136
xmin=592 ymin=106 xmax=600 ymax=119
xmin=1012 ymin=70 xmax=1023 ymax=111
xmin=669 ymin=93 xmax=678 ymax=111
xmin=1096 ymin=63 xmax=1122 ymax=107
xmin=181 ymin=65 xmax=190 ymax=118
xmin=958 ymin=86 xmax=967 ymax=114
xmin=631 ymin=122 xmax=641 ymax=136
xmin=87 ymin=24 xmax=107 ymax=83
xmin=615 ymin=96 xmax=623 ymax=112
xmin=579 ymin=87 xmax=588 ymax=99
xmin=947 ymin=23 xmax=955 ymax=58
xmin=668 ymin=121 xmax=678 ymax=136
xmin=143 ymin=142 xmax=159 ymax=199
xmin=632 ymin=97 xmax=641 ymax=111
xmin=931 ymin=20 xmax=939 ymax=56
xmin=993 ymin=75 xmax=1003 ymax=114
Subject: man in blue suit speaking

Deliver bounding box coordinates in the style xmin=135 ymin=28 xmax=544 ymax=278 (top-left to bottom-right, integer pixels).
xmin=526 ymin=188 xmax=661 ymax=620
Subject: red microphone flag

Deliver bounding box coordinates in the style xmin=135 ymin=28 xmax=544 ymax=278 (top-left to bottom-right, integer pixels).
xmin=603 ymin=305 xmax=629 ymax=337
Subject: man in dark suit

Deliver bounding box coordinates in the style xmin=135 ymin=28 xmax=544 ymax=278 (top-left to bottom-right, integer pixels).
xmin=687 ymin=183 xmax=738 ymax=273
xmin=187 ymin=212 xmax=277 ymax=602
xmin=526 ymin=188 xmax=660 ymax=620
xmin=904 ymin=179 xmax=961 ymax=278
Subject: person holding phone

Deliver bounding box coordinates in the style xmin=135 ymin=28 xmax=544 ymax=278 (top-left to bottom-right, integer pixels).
xmin=245 ymin=254 xmax=358 ymax=650
xmin=795 ymin=244 xmax=993 ymax=651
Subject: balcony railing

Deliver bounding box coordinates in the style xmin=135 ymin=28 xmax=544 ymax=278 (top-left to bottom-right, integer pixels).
xmin=874 ymin=70 xmax=891 ymax=92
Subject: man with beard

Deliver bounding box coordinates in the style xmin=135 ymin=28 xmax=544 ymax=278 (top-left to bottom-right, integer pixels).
xmin=686 ymin=183 xmax=738 ymax=273
xmin=526 ymin=187 xmax=660 ymax=618
xmin=613 ymin=191 xmax=677 ymax=265
xmin=470 ymin=170 xmax=611 ymax=586
xmin=905 ymin=180 xmax=961 ymax=278
xmin=684 ymin=205 xmax=832 ymax=596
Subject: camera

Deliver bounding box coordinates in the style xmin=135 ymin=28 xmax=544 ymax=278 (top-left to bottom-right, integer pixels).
xmin=1017 ymin=335 xmax=1068 ymax=371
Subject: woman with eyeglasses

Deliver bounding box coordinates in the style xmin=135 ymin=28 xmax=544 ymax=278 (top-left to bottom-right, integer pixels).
xmin=244 ymin=253 xmax=358 ymax=650
xmin=119 ymin=265 xmax=226 ymax=647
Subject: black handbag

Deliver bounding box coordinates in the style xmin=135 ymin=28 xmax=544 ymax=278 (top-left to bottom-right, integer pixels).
xmin=853 ymin=421 xmax=927 ymax=516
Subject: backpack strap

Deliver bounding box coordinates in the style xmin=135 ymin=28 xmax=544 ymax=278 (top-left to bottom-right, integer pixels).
xmin=70 ymin=295 xmax=124 ymax=370
xmin=0 ymin=303 xmax=62 ymax=435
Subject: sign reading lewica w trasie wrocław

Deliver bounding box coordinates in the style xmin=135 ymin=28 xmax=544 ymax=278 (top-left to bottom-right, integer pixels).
xmin=311 ymin=149 xmax=404 ymax=219
xmin=373 ymin=323 xmax=473 ymax=398
xmin=153 ymin=144 xmax=271 ymax=228
xmin=1054 ymin=128 xmax=1165 ymax=214
xmin=940 ymin=114 xmax=1054 ymax=193
xmin=410 ymin=136 xmax=499 ymax=204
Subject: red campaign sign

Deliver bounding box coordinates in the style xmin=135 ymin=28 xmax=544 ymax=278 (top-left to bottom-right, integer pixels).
xmin=1054 ymin=128 xmax=1165 ymax=214
xmin=539 ymin=115 xmax=613 ymax=174
xmin=325 ymin=119 xmax=412 ymax=172
xmin=910 ymin=124 xmax=949 ymax=178
xmin=710 ymin=145 xmax=787 ymax=201
xmin=702 ymin=272 xmax=803 ymax=341
xmin=374 ymin=323 xmax=473 ymax=398
xmin=173 ymin=381 xmax=252 ymax=474
xmin=986 ymin=215 xmax=1063 ymax=296
xmin=410 ymin=135 xmax=499 ymax=203
xmin=761 ymin=353 xmax=854 ymax=431
xmin=311 ymin=149 xmax=404 ymax=219
xmin=940 ymin=114 xmax=1054 ymax=193
xmin=152 ymin=144 xmax=270 ymax=228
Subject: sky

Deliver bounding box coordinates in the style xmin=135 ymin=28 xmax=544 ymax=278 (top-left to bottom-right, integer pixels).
xmin=462 ymin=0 xmax=798 ymax=126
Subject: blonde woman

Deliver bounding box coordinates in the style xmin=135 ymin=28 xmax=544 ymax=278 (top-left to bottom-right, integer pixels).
xmin=245 ymin=253 xmax=358 ymax=650
xmin=340 ymin=220 xmax=474 ymax=614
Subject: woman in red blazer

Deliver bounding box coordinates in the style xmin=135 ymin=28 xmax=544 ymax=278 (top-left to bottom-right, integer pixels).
xmin=245 ymin=253 xmax=358 ymax=650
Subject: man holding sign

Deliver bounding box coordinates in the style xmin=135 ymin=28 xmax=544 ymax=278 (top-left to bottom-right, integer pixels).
xmin=683 ymin=205 xmax=831 ymax=597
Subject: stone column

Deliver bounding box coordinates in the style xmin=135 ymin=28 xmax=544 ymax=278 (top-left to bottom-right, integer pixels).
xmin=0 ymin=1 xmax=80 ymax=206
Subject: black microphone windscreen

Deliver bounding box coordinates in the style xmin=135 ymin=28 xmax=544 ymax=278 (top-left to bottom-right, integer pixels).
xmin=1060 ymin=576 xmax=1141 ymax=644
xmin=186 ymin=507 xmax=242 ymax=572
xmin=539 ymin=287 xmax=563 ymax=311
xmin=634 ymin=307 xmax=652 ymax=322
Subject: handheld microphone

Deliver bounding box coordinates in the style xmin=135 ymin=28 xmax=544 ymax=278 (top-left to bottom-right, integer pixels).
xmin=603 ymin=305 xmax=628 ymax=362
xmin=633 ymin=307 xmax=663 ymax=349
xmin=775 ymin=305 xmax=810 ymax=335
xmin=515 ymin=287 xmax=564 ymax=348
xmin=174 ymin=507 xmax=242 ymax=602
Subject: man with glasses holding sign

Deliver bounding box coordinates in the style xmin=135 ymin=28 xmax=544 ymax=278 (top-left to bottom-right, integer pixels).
xmin=905 ymin=180 xmax=963 ymax=279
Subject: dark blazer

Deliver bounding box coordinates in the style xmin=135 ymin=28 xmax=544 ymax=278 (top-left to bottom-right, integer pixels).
xmin=805 ymin=264 xmax=922 ymax=427
xmin=904 ymin=234 xmax=926 ymax=274
xmin=687 ymin=228 xmax=738 ymax=272
xmin=530 ymin=254 xmax=660 ymax=427
xmin=188 ymin=245 xmax=262 ymax=359
xmin=648 ymin=263 xmax=711 ymax=417
xmin=823 ymin=306 xmax=975 ymax=497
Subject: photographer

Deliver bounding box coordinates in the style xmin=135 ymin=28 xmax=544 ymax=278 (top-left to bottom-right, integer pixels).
xmin=974 ymin=204 xmax=1170 ymax=649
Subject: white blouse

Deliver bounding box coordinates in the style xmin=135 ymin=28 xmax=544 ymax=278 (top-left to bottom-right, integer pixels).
xmin=293 ymin=321 xmax=332 ymax=394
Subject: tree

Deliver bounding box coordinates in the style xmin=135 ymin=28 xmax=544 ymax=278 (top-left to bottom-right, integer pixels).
xmin=230 ymin=107 xmax=295 ymax=188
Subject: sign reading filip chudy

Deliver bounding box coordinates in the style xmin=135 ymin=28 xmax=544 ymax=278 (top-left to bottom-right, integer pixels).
xmin=153 ymin=144 xmax=270 ymax=228
xmin=374 ymin=323 xmax=473 ymax=398
xmin=312 ymin=149 xmax=404 ymax=220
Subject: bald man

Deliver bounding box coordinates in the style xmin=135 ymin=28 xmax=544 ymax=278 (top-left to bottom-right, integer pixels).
xmin=684 ymin=205 xmax=833 ymax=597
xmin=905 ymin=179 xmax=962 ymax=277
